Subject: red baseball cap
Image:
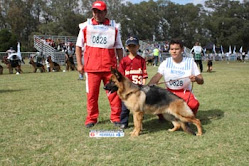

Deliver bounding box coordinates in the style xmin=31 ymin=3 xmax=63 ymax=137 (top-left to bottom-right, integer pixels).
xmin=92 ymin=1 xmax=107 ymax=11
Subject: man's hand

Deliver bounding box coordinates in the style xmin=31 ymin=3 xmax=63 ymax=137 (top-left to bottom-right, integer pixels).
xmin=189 ymin=75 xmax=197 ymax=82
xmin=77 ymin=64 xmax=84 ymax=74
xmin=189 ymin=75 xmax=204 ymax=84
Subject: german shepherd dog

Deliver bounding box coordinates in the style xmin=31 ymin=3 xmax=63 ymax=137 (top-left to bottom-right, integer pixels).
xmin=2 ymin=56 xmax=23 ymax=74
xmin=145 ymin=56 xmax=154 ymax=66
xmin=207 ymin=59 xmax=213 ymax=72
xmin=65 ymin=56 xmax=76 ymax=71
xmin=29 ymin=57 xmax=46 ymax=73
xmin=104 ymin=68 xmax=203 ymax=137
xmin=0 ymin=64 xmax=3 ymax=74
xmin=47 ymin=56 xmax=61 ymax=72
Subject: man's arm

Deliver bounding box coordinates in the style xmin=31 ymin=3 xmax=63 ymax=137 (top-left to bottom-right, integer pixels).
xmin=76 ymin=46 xmax=84 ymax=73
xmin=201 ymin=47 xmax=205 ymax=56
xmin=65 ymin=51 xmax=69 ymax=59
xmin=189 ymin=74 xmax=204 ymax=85
xmin=116 ymin=48 xmax=123 ymax=63
xmin=147 ymin=73 xmax=163 ymax=85
xmin=142 ymin=79 xmax=146 ymax=85
xmin=190 ymin=47 xmax=194 ymax=54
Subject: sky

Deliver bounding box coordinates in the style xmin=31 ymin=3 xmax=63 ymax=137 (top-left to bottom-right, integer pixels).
xmin=126 ymin=0 xmax=206 ymax=5
xmin=127 ymin=0 xmax=243 ymax=5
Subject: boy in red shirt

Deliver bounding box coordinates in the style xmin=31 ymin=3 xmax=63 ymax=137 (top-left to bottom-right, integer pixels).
xmin=118 ymin=36 xmax=148 ymax=129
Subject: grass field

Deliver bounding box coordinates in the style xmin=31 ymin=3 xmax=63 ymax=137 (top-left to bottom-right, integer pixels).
xmin=0 ymin=60 xmax=249 ymax=166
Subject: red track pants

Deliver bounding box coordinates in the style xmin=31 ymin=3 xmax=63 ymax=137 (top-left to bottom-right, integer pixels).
xmin=158 ymin=88 xmax=199 ymax=120
xmin=85 ymin=72 xmax=121 ymax=125
xmin=167 ymin=88 xmax=199 ymax=115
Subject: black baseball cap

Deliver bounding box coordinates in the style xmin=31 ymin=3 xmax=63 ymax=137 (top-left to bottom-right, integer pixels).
xmin=126 ymin=36 xmax=139 ymax=46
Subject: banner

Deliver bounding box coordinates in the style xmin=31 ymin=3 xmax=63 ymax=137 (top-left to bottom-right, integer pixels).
xmin=220 ymin=45 xmax=224 ymax=54
xmin=239 ymin=46 xmax=243 ymax=53
xmin=228 ymin=45 xmax=232 ymax=54
xmin=17 ymin=42 xmax=22 ymax=60
xmin=233 ymin=46 xmax=236 ymax=54
xmin=213 ymin=44 xmax=216 ymax=54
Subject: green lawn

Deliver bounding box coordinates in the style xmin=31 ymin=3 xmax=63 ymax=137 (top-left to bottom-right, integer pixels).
xmin=0 ymin=61 xmax=249 ymax=165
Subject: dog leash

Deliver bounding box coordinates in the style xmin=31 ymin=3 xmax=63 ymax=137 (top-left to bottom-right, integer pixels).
xmin=156 ymin=76 xmax=190 ymax=85
xmin=156 ymin=76 xmax=194 ymax=104
xmin=186 ymin=83 xmax=194 ymax=104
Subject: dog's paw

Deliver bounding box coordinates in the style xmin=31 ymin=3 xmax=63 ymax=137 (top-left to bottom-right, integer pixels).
xmin=168 ymin=128 xmax=175 ymax=132
xmin=196 ymin=133 xmax=202 ymax=136
xmin=130 ymin=130 xmax=139 ymax=136
xmin=168 ymin=127 xmax=180 ymax=132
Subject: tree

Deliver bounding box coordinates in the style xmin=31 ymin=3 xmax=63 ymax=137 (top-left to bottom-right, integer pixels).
xmin=204 ymin=0 xmax=247 ymax=51
xmin=0 ymin=29 xmax=17 ymax=52
xmin=0 ymin=0 xmax=249 ymax=51
xmin=120 ymin=0 xmax=161 ymax=41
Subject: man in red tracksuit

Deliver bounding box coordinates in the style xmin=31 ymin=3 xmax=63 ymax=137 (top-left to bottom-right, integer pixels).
xmin=76 ymin=1 xmax=123 ymax=128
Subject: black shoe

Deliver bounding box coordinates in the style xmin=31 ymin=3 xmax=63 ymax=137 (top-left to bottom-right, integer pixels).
xmin=119 ymin=124 xmax=128 ymax=129
xmin=85 ymin=123 xmax=95 ymax=128
xmin=112 ymin=121 xmax=121 ymax=127
xmin=158 ymin=118 xmax=167 ymax=123
xmin=158 ymin=114 xmax=166 ymax=123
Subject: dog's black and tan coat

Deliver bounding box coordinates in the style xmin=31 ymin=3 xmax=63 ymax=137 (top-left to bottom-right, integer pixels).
xmin=0 ymin=65 xmax=3 ymax=74
xmin=47 ymin=56 xmax=61 ymax=72
xmin=2 ymin=56 xmax=23 ymax=74
xmin=104 ymin=68 xmax=203 ymax=137
xmin=29 ymin=57 xmax=46 ymax=73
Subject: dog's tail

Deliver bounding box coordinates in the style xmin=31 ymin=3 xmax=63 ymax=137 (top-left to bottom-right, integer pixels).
xmin=180 ymin=122 xmax=196 ymax=136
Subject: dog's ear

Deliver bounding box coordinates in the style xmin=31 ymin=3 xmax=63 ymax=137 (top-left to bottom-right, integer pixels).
xmin=116 ymin=71 xmax=123 ymax=81
xmin=111 ymin=67 xmax=116 ymax=74
xmin=111 ymin=67 xmax=122 ymax=81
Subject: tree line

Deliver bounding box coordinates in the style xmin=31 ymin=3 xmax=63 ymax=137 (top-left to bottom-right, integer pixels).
xmin=0 ymin=0 xmax=249 ymax=52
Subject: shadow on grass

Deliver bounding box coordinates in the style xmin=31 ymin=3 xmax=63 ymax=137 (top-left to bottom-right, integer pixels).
xmin=94 ymin=109 xmax=224 ymax=135
xmin=137 ymin=109 xmax=224 ymax=135
xmin=198 ymin=109 xmax=224 ymax=125
xmin=139 ymin=115 xmax=173 ymax=135
xmin=0 ymin=89 xmax=27 ymax=93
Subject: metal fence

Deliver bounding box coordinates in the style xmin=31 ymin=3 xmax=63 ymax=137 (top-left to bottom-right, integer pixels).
xmin=139 ymin=40 xmax=248 ymax=62
xmin=139 ymin=40 xmax=192 ymax=62
xmin=35 ymin=35 xmax=77 ymax=44
xmin=0 ymin=52 xmax=36 ymax=59
xmin=0 ymin=52 xmax=77 ymax=66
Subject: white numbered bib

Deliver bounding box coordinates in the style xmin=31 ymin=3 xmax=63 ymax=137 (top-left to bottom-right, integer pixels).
xmin=163 ymin=57 xmax=193 ymax=90
xmin=166 ymin=77 xmax=191 ymax=90
xmin=86 ymin=24 xmax=115 ymax=49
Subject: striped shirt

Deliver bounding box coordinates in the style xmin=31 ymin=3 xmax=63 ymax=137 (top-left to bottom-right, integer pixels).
xmin=158 ymin=57 xmax=200 ymax=90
